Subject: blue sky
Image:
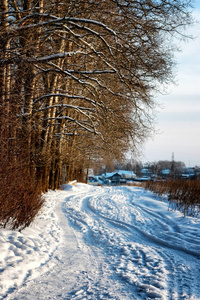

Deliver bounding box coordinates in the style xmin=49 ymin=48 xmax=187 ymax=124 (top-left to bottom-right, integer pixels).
xmin=142 ymin=3 xmax=200 ymax=167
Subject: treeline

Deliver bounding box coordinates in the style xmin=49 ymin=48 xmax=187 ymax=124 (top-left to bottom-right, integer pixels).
xmin=0 ymin=0 xmax=192 ymax=228
xmin=111 ymin=159 xmax=186 ymax=177
xmin=144 ymin=180 xmax=200 ymax=218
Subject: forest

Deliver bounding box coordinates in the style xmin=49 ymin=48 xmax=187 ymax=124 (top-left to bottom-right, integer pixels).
xmin=0 ymin=0 xmax=193 ymax=229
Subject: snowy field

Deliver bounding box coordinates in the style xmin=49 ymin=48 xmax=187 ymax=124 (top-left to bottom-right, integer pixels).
xmin=1 ymin=183 xmax=200 ymax=300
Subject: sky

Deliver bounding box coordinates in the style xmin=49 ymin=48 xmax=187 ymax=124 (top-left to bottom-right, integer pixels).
xmin=142 ymin=2 xmax=200 ymax=167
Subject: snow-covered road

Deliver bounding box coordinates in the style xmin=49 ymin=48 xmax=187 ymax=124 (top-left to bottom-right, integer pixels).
xmin=1 ymin=183 xmax=200 ymax=299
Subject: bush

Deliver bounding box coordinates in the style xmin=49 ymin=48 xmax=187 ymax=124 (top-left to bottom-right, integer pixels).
xmin=143 ymin=179 xmax=200 ymax=218
xmin=0 ymin=156 xmax=44 ymax=231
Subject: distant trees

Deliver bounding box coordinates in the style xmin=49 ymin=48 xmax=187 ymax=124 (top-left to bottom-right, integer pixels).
xmin=0 ymin=0 xmax=193 ymax=227
xmin=146 ymin=160 xmax=186 ymax=178
xmin=106 ymin=159 xmax=186 ymax=178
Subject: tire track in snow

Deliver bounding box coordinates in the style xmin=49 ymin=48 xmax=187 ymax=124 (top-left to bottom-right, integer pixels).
xmin=100 ymin=214 xmax=200 ymax=258
xmin=65 ymin=185 xmax=200 ymax=299
xmin=84 ymin=186 xmax=200 ymax=258
xmin=65 ymin=187 xmax=168 ymax=299
xmin=158 ymin=249 xmax=200 ymax=300
xmin=9 ymin=184 xmax=200 ymax=299
xmin=63 ymin=186 xmax=134 ymax=299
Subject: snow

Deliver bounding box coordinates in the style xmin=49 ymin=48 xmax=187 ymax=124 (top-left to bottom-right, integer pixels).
xmin=117 ymin=170 xmax=136 ymax=178
xmin=1 ymin=183 xmax=200 ymax=299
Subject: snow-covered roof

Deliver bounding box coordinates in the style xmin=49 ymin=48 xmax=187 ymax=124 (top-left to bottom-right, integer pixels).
xmin=141 ymin=168 xmax=151 ymax=174
xmin=161 ymin=169 xmax=170 ymax=175
xmin=105 ymin=172 xmax=120 ymax=178
xmin=117 ymin=170 xmax=136 ymax=177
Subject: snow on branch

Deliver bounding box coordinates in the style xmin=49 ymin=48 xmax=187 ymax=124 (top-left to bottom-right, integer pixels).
xmin=33 ymin=51 xmax=88 ymax=62
xmin=67 ymin=21 xmax=115 ymax=56
xmin=33 ymin=94 xmax=100 ymax=108
xmin=64 ymin=69 xmax=116 ymax=75
xmin=61 ymin=26 xmax=120 ymax=81
xmin=18 ymin=13 xmax=117 ymax=36
xmin=46 ymin=61 xmax=105 ymax=96
xmin=65 ymin=17 xmax=116 ymax=35
xmin=45 ymin=116 xmax=97 ymax=134
xmin=37 ymin=104 xmax=95 ymax=113
xmin=0 ymin=51 xmax=88 ymax=65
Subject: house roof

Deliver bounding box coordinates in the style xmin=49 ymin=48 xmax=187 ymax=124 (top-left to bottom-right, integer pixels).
xmin=105 ymin=172 xmax=121 ymax=178
xmin=106 ymin=172 xmax=120 ymax=177
xmin=117 ymin=170 xmax=136 ymax=177
xmin=161 ymin=169 xmax=170 ymax=175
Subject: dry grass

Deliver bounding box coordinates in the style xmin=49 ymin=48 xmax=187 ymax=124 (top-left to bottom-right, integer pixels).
xmin=0 ymin=106 xmax=44 ymax=230
xmin=143 ymin=179 xmax=200 ymax=218
xmin=0 ymin=158 xmax=44 ymax=231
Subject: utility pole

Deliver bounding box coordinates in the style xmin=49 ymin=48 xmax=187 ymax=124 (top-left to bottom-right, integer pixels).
xmin=171 ymin=152 xmax=175 ymax=179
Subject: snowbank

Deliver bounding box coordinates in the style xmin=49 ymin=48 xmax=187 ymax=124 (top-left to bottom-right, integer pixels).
xmin=1 ymin=183 xmax=200 ymax=299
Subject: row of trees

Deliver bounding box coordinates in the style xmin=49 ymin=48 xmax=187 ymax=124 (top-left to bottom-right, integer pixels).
xmin=100 ymin=159 xmax=185 ymax=177
xmin=0 ymin=1 xmax=193 ymax=208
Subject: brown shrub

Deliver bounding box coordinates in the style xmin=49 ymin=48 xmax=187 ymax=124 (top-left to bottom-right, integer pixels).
xmin=0 ymin=155 xmax=44 ymax=231
xmin=143 ymin=179 xmax=200 ymax=217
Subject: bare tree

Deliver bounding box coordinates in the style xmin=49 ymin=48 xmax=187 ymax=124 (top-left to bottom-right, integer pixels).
xmin=0 ymin=0 xmax=193 ymax=194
